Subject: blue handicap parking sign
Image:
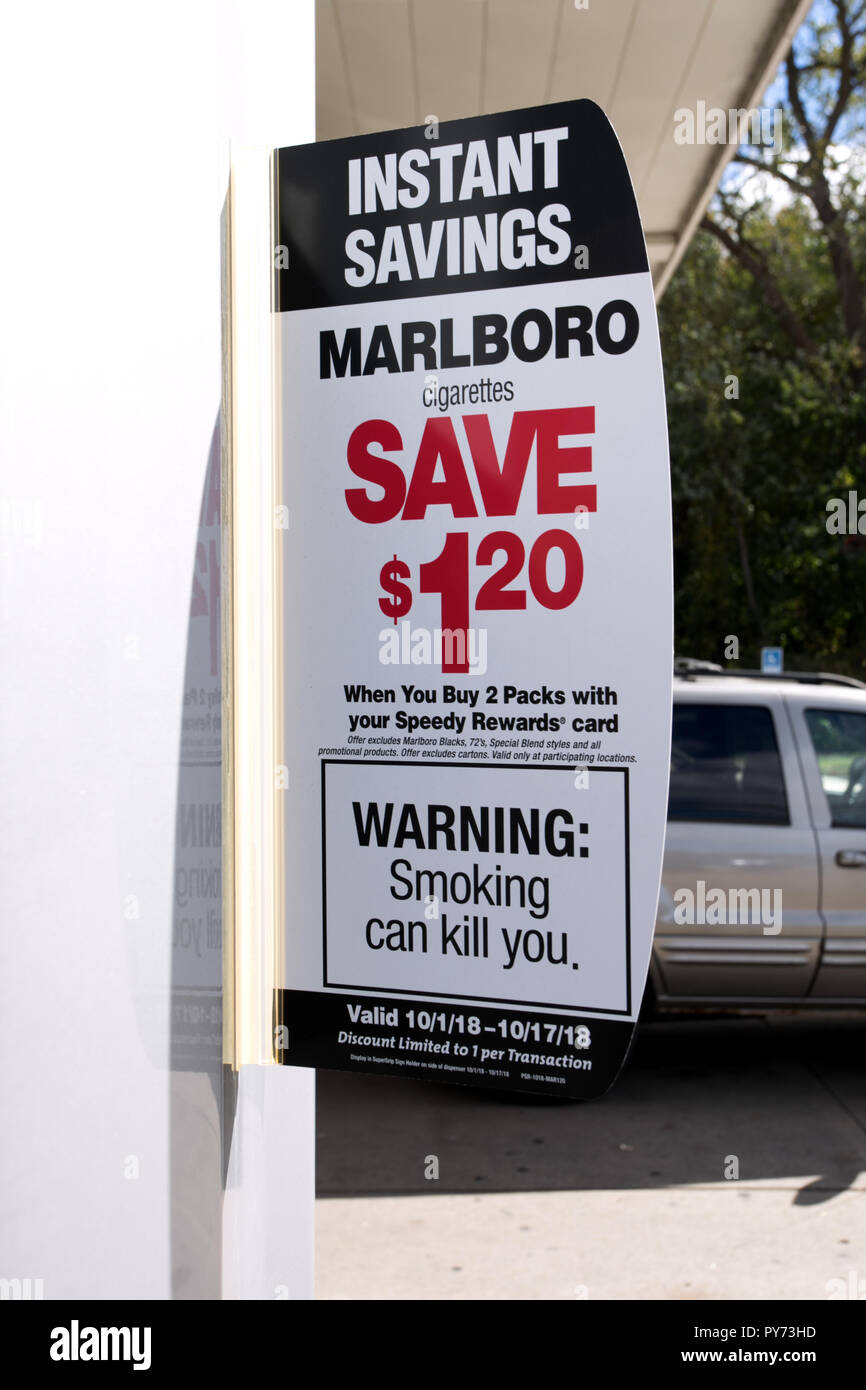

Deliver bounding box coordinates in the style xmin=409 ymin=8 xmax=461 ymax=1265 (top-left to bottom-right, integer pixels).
xmin=761 ymin=646 xmax=784 ymax=673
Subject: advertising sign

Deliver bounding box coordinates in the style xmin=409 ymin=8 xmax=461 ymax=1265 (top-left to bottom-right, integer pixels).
xmin=272 ymin=100 xmax=672 ymax=1097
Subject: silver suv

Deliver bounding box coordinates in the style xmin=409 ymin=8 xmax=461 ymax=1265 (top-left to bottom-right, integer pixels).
xmin=650 ymin=666 xmax=866 ymax=1009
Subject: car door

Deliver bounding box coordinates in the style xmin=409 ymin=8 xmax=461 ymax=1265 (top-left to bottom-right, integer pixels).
xmin=654 ymin=689 xmax=822 ymax=1002
xmin=787 ymin=697 xmax=866 ymax=1000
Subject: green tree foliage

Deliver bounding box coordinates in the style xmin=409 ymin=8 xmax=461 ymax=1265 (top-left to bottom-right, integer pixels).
xmin=660 ymin=0 xmax=866 ymax=677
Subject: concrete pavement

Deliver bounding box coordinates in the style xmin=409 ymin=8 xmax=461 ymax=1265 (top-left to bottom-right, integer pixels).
xmin=315 ymin=1014 xmax=866 ymax=1299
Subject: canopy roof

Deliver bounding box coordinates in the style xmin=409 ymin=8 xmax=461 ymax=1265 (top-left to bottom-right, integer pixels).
xmin=317 ymin=0 xmax=812 ymax=296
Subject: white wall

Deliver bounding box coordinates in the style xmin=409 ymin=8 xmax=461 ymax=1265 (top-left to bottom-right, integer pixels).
xmin=0 ymin=0 xmax=315 ymax=1300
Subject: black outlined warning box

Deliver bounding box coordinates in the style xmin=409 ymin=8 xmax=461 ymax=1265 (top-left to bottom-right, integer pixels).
xmin=321 ymin=759 xmax=631 ymax=1015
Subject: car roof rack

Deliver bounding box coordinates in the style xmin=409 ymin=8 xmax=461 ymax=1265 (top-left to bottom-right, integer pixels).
xmin=673 ymin=657 xmax=866 ymax=690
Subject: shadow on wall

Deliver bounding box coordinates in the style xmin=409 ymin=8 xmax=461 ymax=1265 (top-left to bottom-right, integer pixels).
xmin=169 ymin=419 xmax=236 ymax=1298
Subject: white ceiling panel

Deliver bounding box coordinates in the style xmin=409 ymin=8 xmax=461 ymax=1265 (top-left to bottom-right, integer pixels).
xmin=608 ymin=0 xmax=713 ymax=196
xmin=482 ymin=0 xmax=562 ymax=113
xmin=332 ymin=0 xmax=416 ymax=134
xmin=413 ymin=0 xmax=486 ymax=124
xmin=548 ymin=0 xmax=640 ymax=110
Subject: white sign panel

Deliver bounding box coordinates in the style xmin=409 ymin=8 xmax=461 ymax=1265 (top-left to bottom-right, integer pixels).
xmin=273 ymin=100 xmax=672 ymax=1096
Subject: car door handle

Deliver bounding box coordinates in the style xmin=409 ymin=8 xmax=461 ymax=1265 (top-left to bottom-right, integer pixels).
xmin=835 ymin=849 xmax=866 ymax=868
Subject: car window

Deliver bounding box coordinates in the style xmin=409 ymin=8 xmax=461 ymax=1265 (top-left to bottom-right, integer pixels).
xmin=804 ymin=708 xmax=866 ymax=829
xmin=668 ymin=703 xmax=789 ymax=825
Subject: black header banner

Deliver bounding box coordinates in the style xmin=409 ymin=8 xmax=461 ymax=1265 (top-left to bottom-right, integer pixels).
xmin=273 ymin=99 xmax=648 ymax=312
